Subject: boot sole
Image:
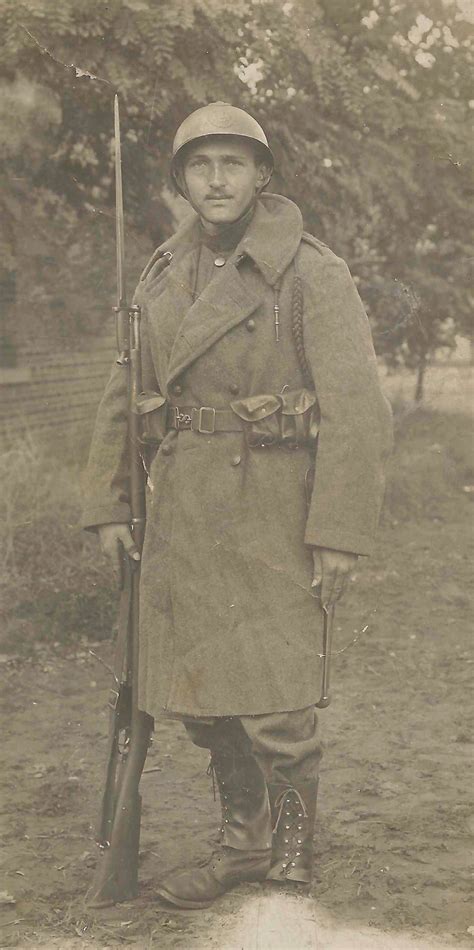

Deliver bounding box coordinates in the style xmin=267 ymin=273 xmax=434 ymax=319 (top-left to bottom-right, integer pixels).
xmin=155 ymin=865 xmax=270 ymax=910
xmin=155 ymin=885 xmax=216 ymax=910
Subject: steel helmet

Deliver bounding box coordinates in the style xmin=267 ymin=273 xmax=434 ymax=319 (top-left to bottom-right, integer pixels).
xmin=171 ymin=101 xmax=274 ymax=195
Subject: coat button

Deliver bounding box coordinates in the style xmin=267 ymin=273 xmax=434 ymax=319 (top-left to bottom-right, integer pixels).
xmin=161 ymin=443 xmax=173 ymax=457
xmin=214 ymin=256 xmax=226 ymax=267
xmin=231 ymin=455 xmax=241 ymax=467
xmin=246 ymin=319 xmax=256 ymax=332
xmin=229 ymin=382 xmax=239 ymax=395
xmin=172 ymin=383 xmax=183 ymax=396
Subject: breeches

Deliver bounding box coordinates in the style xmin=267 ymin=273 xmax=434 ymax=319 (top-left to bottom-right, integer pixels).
xmin=182 ymin=706 xmax=322 ymax=785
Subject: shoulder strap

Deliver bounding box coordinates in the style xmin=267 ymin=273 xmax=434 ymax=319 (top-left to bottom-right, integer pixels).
xmin=139 ymin=248 xmax=173 ymax=284
xmin=300 ymin=231 xmax=329 ymax=255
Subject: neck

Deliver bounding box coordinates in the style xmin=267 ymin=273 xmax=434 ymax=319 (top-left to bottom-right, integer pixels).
xmin=198 ymin=202 xmax=256 ymax=251
xmin=200 ymin=219 xmax=225 ymax=237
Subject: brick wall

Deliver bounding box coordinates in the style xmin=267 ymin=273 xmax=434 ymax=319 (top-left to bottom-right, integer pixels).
xmin=0 ymin=332 xmax=115 ymax=447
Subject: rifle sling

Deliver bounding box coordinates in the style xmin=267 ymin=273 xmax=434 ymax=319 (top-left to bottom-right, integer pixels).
xmin=96 ymin=565 xmax=133 ymax=844
xmin=113 ymin=560 xmax=133 ymax=691
xmin=105 ymin=559 xmax=133 ymax=738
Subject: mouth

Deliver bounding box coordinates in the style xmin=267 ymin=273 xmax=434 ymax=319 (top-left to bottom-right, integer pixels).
xmin=206 ymin=196 xmax=232 ymax=202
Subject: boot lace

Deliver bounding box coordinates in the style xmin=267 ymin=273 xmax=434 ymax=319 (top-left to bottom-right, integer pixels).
xmin=272 ymin=787 xmax=308 ymax=874
xmin=206 ymin=749 xmax=252 ymax=838
xmin=206 ymin=758 xmax=217 ymax=801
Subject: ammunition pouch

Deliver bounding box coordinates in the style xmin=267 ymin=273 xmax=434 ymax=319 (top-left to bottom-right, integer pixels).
xmin=135 ymin=391 xmax=167 ymax=445
xmin=230 ymin=388 xmax=319 ymax=448
xmin=136 ymin=387 xmax=319 ymax=449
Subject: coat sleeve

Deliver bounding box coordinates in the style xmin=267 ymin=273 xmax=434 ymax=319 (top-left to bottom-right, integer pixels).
xmin=80 ymin=357 xmax=131 ymax=531
xmin=300 ymin=246 xmax=393 ymax=556
xmin=80 ymin=284 xmax=157 ymax=531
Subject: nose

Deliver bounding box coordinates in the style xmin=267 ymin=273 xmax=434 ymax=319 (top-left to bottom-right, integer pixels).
xmin=208 ymin=162 xmax=225 ymax=189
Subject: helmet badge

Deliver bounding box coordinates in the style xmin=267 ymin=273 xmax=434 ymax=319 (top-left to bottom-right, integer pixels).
xmin=202 ymin=107 xmax=234 ymax=130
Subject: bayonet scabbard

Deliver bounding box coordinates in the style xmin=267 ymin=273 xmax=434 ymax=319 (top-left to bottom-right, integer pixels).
xmin=316 ymin=604 xmax=334 ymax=708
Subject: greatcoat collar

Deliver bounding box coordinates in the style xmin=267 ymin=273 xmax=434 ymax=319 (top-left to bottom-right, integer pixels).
xmin=158 ymin=193 xmax=304 ymax=286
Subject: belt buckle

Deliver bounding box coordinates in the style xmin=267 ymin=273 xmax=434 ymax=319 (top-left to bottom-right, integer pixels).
xmin=197 ymin=407 xmax=216 ymax=434
xmin=174 ymin=407 xmax=192 ymax=430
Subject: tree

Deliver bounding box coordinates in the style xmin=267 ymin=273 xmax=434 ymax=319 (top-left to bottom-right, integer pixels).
xmin=0 ymin=0 xmax=472 ymax=396
xmin=246 ymin=0 xmax=473 ymax=395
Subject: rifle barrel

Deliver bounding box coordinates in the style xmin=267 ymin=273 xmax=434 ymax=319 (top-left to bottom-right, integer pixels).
xmin=114 ymin=95 xmax=126 ymax=309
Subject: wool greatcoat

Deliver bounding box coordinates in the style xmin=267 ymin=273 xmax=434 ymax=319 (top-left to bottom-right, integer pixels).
xmin=82 ymin=193 xmax=393 ymax=719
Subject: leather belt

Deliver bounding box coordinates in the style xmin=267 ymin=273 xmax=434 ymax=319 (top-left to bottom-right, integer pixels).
xmin=167 ymin=405 xmax=244 ymax=434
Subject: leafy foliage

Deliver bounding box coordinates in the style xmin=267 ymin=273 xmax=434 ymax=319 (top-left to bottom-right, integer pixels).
xmin=0 ymin=0 xmax=472 ymax=378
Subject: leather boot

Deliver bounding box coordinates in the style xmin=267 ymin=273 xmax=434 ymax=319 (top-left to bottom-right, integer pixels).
xmin=155 ymin=748 xmax=272 ymax=909
xmin=266 ymin=780 xmax=318 ymax=884
xmin=212 ymin=746 xmax=272 ymax=851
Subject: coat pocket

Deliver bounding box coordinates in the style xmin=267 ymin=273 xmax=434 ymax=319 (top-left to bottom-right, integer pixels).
xmin=135 ymin=391 xmax=167 ymax=445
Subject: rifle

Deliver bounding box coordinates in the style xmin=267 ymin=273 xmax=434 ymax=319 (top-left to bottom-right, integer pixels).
xmin=87 ymin=95 xmax=153 ymax=907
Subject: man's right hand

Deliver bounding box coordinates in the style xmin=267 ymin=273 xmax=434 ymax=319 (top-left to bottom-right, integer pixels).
xmin=98 ymin=523 xmax=140 ymax=586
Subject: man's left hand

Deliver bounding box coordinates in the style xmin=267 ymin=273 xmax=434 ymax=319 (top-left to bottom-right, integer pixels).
xmin=312 ymin=547 xmax=358 ymax=608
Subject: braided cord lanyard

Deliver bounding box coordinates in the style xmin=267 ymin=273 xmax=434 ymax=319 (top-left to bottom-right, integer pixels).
xmin=291 ymin=260 xmax=317 ymax=507
xmin=291 ymin=261 xmax=313 ymax=388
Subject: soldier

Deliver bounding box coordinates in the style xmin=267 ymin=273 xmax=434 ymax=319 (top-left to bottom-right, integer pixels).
xmin=82 ymin=102 xmax=392 ymax=909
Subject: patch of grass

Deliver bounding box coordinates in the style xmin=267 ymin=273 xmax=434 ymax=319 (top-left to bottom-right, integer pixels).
xmin=0 ymin=431 xmax=115 ymax=653
xmin=383 ymin=405 xmax=473 ymax=522
xmin=11 ymin=587 xmax=117 ymax=645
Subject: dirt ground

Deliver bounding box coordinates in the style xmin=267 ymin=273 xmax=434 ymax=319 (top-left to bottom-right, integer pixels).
xmin=1 ymin=393 xmax=473 ymax=949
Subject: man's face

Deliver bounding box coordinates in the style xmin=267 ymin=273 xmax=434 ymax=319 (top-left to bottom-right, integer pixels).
xmin=180 ymin=137 xmax=269 ymax=231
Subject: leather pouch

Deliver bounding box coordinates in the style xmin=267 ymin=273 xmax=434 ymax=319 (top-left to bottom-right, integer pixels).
xmin=230 ymin=394 xmax=282 ymax=447
xmin=280 ymin=389 xmax=319 ymax=445
xmin=135 ymin=391 xmax=167 ymax=445
xmin=231 ymin=389 xmax=319 ymax=448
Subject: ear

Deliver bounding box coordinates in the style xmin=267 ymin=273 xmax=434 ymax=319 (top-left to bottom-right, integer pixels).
xmin=174 ymin=165 xmax=190 ymax=200
xmin=256 ymin=162 xmax=272 ymax=192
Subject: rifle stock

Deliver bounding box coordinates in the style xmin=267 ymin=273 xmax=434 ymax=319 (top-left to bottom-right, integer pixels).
xmin=86 ymin=96 xmax=153 ymax=908
xmin=87 ymin=698 xmax=151 ymax=906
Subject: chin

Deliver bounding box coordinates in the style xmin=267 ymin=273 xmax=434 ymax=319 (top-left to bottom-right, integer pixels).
xmin=204 ymin=209 xmax=239 ymax=226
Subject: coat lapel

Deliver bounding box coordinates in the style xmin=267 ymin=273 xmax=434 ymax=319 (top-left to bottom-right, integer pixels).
xmin=166 ymin=258 xmax=263 ymax=386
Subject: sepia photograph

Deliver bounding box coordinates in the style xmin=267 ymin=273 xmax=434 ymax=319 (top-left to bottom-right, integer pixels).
xmin=0 ymin=1 xmax=472 ymax=947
